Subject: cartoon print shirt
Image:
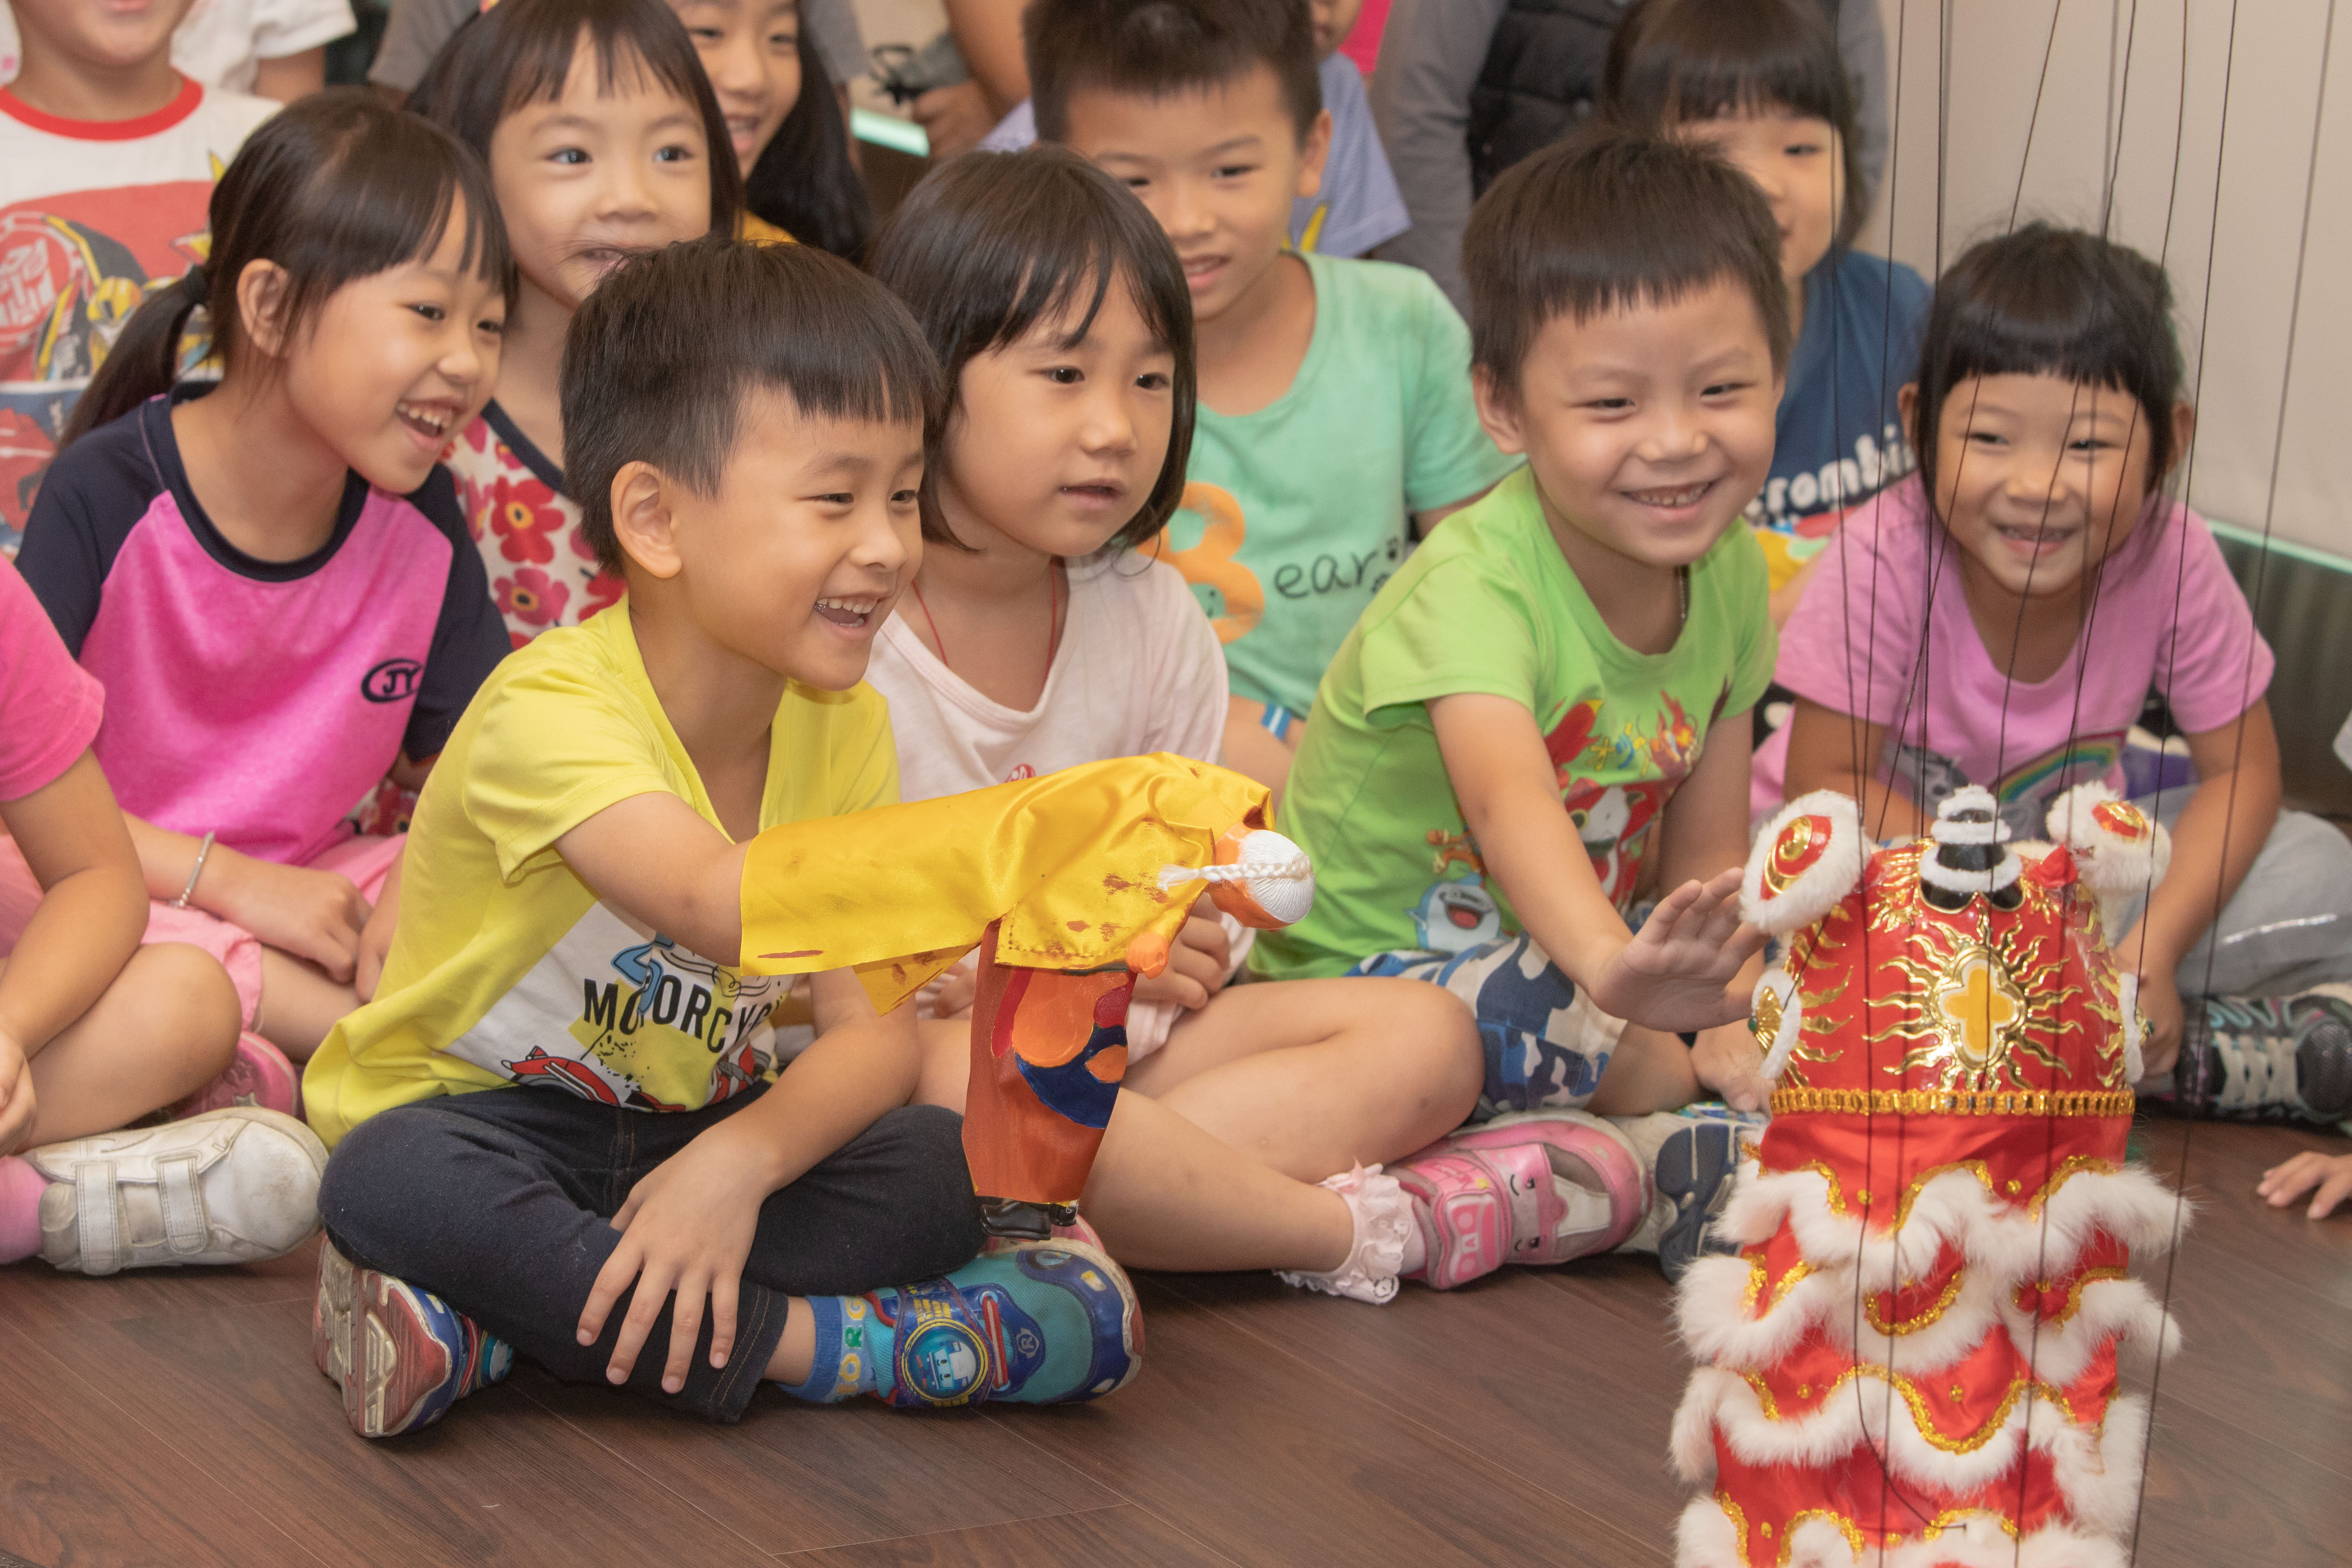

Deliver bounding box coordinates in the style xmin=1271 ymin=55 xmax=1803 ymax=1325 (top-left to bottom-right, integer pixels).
xmin=1744 ymin=249 xmax=1931 ymax=594
xmin=1755 ymin=474 xmax=2272 ymax=839
xmin=301 ymin=604 xmax=900 ymax=1146
xmin=1155 ymin=249 xmax=1518 ymax=717
xmin=0 ymin=78 xmax=277 ymax=547
xmin=15 ymin=388 xmax=508 ymax=867
xmin=443 ymin=403 xmax=624 ymax=647
xmin=1254 ymin=466 xmax=1776 ymax=981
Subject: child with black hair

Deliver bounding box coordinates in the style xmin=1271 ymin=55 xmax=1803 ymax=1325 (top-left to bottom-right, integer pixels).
xmin=1605 ymin=0 xmax=1929 ymax=625
xmin=306 ymin=236 xmax=1145 ymax=1439
xmin=1259 ymin=126 xmax=1787 ymax=1286
xmin=15 ymin=89 xmax=512 ymax=1086
xmin=408 ymin=0 xmax=740 ymax=648
xmin=1027 ymin=0 xmax=1516 ymax=796
xmin=866 ymin=146 xmax=1484 ymax=1307
xmin=1773 ymin=222 xmax=2352 ymax=1124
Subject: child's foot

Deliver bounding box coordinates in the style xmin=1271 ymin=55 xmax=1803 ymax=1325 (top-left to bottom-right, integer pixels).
xmin=172 ymin=1033 xmax=301 ymax=1120
xmin=24 ymin=1108 xmax=325 ymax=1275
xmin=2169 ymin=987 xmax=2352 ymax=1124
xmin=791 ymin=1236 xmax=1143 ymax=1407
xmin=314 ymin=1239 xmax=512 ymax=1438
xmin=1611 ymin=1110 xmax=1751 ymax=1283
xmin=1275 ymin=1163 xmax=1414 ymax=1304
xmin=1389 ymin=1110 xmax=1646 ymax=1290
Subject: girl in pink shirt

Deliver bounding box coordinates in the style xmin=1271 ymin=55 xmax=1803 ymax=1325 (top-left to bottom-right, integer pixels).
xmin=1775 ymin=224 xmax=2352 ymax=1121
xmin=15 ymin=92 xmax=514 ymax=1088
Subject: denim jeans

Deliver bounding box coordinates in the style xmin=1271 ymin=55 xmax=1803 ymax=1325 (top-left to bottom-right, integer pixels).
xmin=318 ymin=1083 xmax=984 ymax=1421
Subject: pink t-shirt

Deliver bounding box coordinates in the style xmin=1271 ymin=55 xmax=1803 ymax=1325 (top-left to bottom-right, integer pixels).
xmin=1757 ymin=476 xmax=2272 ymax=835
xmin=0 ymin=557 xmax=100 ymax=800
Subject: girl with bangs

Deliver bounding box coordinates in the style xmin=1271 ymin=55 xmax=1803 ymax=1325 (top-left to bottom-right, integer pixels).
xmin=867 ymin=148 xmax=1489 ymax=1309
xmin=1605 ymin=0 xmax=1931 ymax=624
xmin=5 ymin=91 xmax=512 ymax=1201
xmin=408 ymin=0 xmax=740 ymax=648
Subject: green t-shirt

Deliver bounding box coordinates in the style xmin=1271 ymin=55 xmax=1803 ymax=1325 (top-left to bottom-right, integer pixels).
xmin=1254 ymin=468 xmax=1777 ymax=981
xmin=1156 ymin=251 xmax=1520 ymax=716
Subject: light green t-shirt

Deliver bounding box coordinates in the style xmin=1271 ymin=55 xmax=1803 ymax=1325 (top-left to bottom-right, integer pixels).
xmin=1254 ymin=468 xmax=1777 ymax=981
xmin=1154 ymin=251 xmax=1519 ymax=716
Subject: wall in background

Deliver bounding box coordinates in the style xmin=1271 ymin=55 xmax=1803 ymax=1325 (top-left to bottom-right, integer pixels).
xmin=1865 ymin=0 xmax=2348 ymax=564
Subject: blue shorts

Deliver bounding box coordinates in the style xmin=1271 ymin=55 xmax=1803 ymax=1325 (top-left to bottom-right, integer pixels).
xmin=1350 ymin=932 xmax=1627 ymax=1123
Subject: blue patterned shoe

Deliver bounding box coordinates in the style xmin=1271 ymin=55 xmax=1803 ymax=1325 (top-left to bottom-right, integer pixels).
xmin=2172 ymin=986 xmax=2352 ymax=1125
xmin=867 ymin=1236 xmax=1142 ymax=1408
xmin=314 ymin=1240 xmax=513 ymax=1438
xmin=1609 ymin=1111 xmax=1751 ymax=1284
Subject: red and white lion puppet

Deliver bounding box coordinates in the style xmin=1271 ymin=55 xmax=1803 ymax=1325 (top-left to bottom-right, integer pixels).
xmin=1671 ymin=782 xmax=2184 ymax=1568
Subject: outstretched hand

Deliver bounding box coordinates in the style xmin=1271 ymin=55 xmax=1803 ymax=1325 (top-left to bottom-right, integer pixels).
xmin=2258 ymin=1149 xmax=2352 ymax=1219
xmin=1588 ymin=868 xmax=1765 ymax=1033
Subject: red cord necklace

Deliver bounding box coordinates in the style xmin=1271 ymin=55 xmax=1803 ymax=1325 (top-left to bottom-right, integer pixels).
xmin=907 ymin=561 xmax=1063 ymax=680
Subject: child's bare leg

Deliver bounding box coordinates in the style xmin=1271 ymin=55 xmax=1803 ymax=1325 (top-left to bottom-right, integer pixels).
xmin=1127 ymin=977 xmax=1482 ymax=1181
xmin=914 ymin=1014 xmax=1356 ymax=1274
xmin=1585 ymin=1024 xmax=1701 ymax=1116
xmin=255 ymin=948 xmax=359 ymax=1061
xmin=20 ymin=943 xmax=240 ymax=1145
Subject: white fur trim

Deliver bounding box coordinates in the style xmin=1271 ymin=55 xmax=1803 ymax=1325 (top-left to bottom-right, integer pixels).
xmin=1671 ymin=1467 xmax=2137 ymax=1568
xmin=1679 ymin=1365 xmax=2145 ymax=1507
xmin=2045 ymin=783 xmax=2172 ymax=898
xmin=1939 ymin=785 xmax=2002 ymax=822
xmin=1932 ymin=815 xmax=2011 ymax=846
xmin=1755 ymin=968 xmax=1805 ymax=1080
xmin=1674 ymin=1496 xmax=1742 ymax=1567
xmin=1715 ymin=1162 xmax=2188 ymax=1293
xmin=1743 ymin=792 xmax=1868 ymax=936
xmin=2118 ymin=973 xmax=2145 ymax=1086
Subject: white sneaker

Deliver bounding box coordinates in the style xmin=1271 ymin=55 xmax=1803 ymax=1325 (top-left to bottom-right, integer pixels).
xmin=29 ymin=1108 xmax=327 ymax=1275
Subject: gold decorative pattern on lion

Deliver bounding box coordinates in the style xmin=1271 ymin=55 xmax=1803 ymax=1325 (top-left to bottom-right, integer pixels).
xmin=740 ymin=753 xmax=1312 ymax=1236
xmin=1671 ymin=783 xmax=2184 ymax=1568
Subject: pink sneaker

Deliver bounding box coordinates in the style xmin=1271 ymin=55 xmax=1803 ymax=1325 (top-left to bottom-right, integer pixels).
xmin=1393 ymin=1111 xmax=1646 ymax=1290
xmin=173 ymin=1033 xmax=301 ymax=1121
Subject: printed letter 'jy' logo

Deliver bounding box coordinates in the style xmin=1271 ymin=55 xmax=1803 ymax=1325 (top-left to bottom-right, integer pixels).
xmin=361 ymin=658 xmax=424 ymax=703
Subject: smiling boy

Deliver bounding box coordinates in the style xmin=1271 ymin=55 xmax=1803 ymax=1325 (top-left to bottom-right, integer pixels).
xmin=1027 ymin=0 xmax=1516 ymax=793
xmin=1254 ymin=128 xmax=1789 ymax=1280
xmin=302 ymin=239 xmax=1141 ymax=1438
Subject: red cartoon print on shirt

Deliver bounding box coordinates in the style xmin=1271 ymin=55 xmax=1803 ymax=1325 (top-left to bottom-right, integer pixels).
xmin=1544 ymin=694 xmax=1707 ymax=910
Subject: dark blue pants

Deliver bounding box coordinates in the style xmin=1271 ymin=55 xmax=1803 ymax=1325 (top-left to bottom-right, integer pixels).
xmin=318 ymin=1084 xmax=983 ymax=1421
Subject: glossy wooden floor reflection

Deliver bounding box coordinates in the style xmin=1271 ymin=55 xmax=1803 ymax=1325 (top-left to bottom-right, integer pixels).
xmin=3 ymin=1119 xmax=2346 ymax=1567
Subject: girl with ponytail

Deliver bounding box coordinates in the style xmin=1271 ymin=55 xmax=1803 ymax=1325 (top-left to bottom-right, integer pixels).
xmin=14 ymin=88 xmax=517 ymax=1095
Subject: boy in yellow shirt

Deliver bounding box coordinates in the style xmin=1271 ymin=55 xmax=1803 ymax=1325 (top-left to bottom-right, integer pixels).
xmin=303 ymin=238 xmax=1141 ymax=1438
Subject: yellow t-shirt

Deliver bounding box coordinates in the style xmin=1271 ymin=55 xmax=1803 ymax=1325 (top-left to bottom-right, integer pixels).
xmin=302 ymin=604 xmax=897 ymax=1147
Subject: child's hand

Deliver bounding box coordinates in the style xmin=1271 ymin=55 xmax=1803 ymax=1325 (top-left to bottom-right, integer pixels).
xmin=576 ymin=1123 xmax=767 ymax=1394
xmin=354 ymin=899 xmax=395 ymax=1003
xmin=1133 ymin=913 xmax=1233 ymax=1012
xmin=1589 ymin=869 xmax=1766 ymax=1033
xmin=1690 ymin=1020 xmax=1770 ymax=1113
xmin=214 ymin=854 xmax=371 ymax=982
xmin=2135 ymin=969 xmax=2185 ymax=1085
xmin=0 ymin=1030 xmax=35 ymax=1156
xmin=2258 ymin=1150 xmax=2352 ymax=1218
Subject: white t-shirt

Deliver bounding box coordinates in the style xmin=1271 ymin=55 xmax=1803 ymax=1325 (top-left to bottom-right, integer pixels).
xmin=0 ymin=79 xmax=277 ymax=546
xmin=865 ymin=551 xmax=1241 ymax=1058
xmin=0 ymin=0 xmax=354 ymax=92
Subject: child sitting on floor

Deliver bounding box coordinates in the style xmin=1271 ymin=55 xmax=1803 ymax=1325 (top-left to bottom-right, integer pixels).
xmin=0 ymin=555 xmax=325 ymax=1278
xmin=0 ymin=0 xmax=278 ymax=546
xmin=1255 ymin=126 xmax=1790 ymax=1282
xmin=1768 ymin=223 xmax=2352 ymax=1122
xmin=305 ymin=237 xmax=1143 ymax=1438
xmin=865 ymin=146 xmax=1493 ymax=1305
xmin=1028 ymin=0 xmax=1517 ymax=795
xmin=15 ymin=91 xmax=512 ymax=1086
xmin=406 ymin=0 xmax=742 ymax=646
xmin=1604 ymin=0 xmax=1930 ymax=625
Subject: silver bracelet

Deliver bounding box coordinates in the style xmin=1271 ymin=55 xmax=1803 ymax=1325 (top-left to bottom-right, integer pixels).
xmin=172 ymin=831 xmax=215 ymax=910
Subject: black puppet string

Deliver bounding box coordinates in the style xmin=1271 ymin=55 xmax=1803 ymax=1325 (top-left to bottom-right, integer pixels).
xmin=2125 ymin=2 xmax=2334 ymax=1560
xmin=1832 ymin=0 xmax=2072 ymax=1543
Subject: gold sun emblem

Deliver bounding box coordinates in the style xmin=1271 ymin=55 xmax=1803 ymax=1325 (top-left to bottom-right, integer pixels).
xmin=1931 ymin=946 xmax=2025 ymax=1074
xmin=1752 ymin=984 xmax=1785 ymax=1053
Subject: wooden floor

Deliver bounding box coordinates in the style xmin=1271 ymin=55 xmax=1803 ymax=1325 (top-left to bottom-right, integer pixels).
xmin=4 ymin=1117 xmax=2349 ymax=1568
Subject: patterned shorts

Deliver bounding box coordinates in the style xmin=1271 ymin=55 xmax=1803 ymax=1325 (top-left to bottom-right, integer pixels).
xmin=1350 ymin=932 xmax=1629 ymax=1122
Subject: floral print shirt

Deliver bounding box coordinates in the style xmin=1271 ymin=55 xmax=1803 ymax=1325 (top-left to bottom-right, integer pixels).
xmin=445 ymin=404 xmax=624 ymax=647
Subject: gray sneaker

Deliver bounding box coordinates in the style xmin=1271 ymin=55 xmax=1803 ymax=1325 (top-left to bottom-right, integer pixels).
xmin=2170 ymin=985 xmax=2352 ymax=1125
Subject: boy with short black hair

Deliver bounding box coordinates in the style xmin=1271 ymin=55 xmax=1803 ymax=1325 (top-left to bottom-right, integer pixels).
xmin=1255 ymin=127 xmax=1789 ymax=1281
xmin=304 ymin=237 xmax=1141 ymax=1439
xmin=1027 ymin=0 xmax=1516 ymax=793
